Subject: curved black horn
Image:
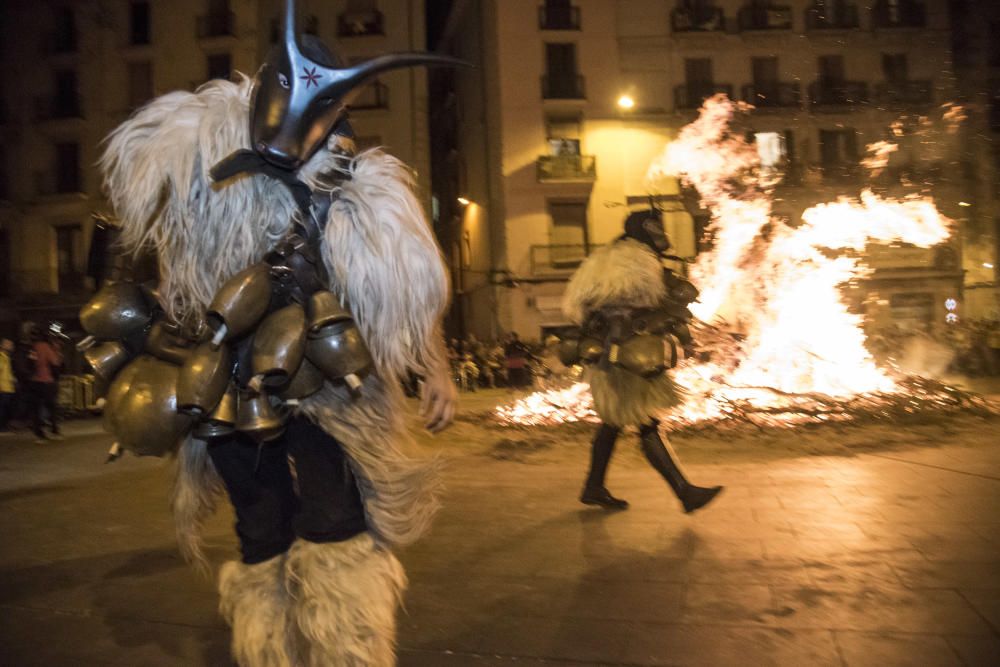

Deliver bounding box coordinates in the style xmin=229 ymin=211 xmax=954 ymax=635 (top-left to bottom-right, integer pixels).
xmin=317 ymin=53 xmax=471 ymax=104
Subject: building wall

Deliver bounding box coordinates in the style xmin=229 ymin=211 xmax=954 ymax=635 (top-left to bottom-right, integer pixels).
xmin=0 ymin=0 xmax=432 ymax=327
xmin=438 ymin=0 xmax=963 ymax=342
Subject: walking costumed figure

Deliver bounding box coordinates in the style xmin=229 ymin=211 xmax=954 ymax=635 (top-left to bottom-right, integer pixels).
xmin=80 ymin=1 xmax=462 ymax=664
xmin=562 ymin=208 xmax=723 ymax=512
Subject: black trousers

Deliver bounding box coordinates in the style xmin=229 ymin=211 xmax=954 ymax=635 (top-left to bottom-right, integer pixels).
xmin=208 ymin=416 xmax=368 ymax=564
xmin=28 ymin=381 xmax=59 ymax=437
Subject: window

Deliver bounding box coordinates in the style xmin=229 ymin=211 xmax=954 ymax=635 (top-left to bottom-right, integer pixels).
xmin=545 ymin=115 xmax=581 ymax=156
xmin=339 ymin=0 xmax=384 ymax=37
xmin=818 ymin=55 xmax=845 ymax=83
xmin=882 ymin=53 xmax=908 ymax=82
xmin=754 ymin=131 xmax=786 ymax=168
xmin=56 ymin=224 xmax=83 ymax=291
xmin=127 ymin=61 xmax=153 ymax=109
xmin=0 ymin=229 xmax=9 ymax=297
xmin=55 ymin=142 xmax=81 ymax=193
xmin=206 ymin=54 xmax=232 ymax=81
xmin=548 ymin=201 xmax=589 ymax=266
xmin=991 ymin=22 xmax=1000 ymax=67
xmin=540 ymin=0 xmax=580 ymax=30
xmin=819 ymin=128 xmax=857 ymax=168
xmin=684 ymin=58 xmax=715 ymax=103
xmin=543 ymin=44 xmax=583 ymax=98
xmin=130 ymin=2 xmax=151 ymax=45
xmin=752 ymin=57 xmax=779 ymax=90
xmin=53 ymin=7 xmax=77 ymax=53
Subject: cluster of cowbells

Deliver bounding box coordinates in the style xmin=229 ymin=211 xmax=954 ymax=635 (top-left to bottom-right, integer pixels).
xmin=79 ymin=264 xmax=372 ymax=458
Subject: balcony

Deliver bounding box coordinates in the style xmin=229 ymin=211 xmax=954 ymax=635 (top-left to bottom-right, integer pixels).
xmin=674 ymin=83 xmax=734 ymax=109
xmin=338 ymin=10 xmax=385 ymax=37
xmin=805 ymin=4 xmax=859 ymax=30
xmin=808 ymin=81 xmax=868 ymax=107
xmin=350 ymin=81 xmax=389 ymax=110
xmin=875 ymin=80 xmax=934 ymax=107
xmin=538 ymin=4 xmax=581 ymax=30
xmin=542 ymin=74 xmax=586 ymax=100
xmin=197 ymin=12 xmax=236 ymax=38
xmin=536 ymin=154 xmax=596 ymax=182
xmin=34 ymin=95 xmax=84 ymax=121
xmin=742 ymin=82 xmax=801 ymax=108
xmin=32 ymin=171 xmax=82 ymax=197
xmin=671 ymin=6 xmax=725 ymax=32
xmin=531 ymin=244 xmax=599 ymax=274
xmin=871 ymin=0 xmax=926 ymax=28
xmin=820 ymin=163 xmax=861 ymax=183
xmin=738 ymin=4 xmax=793 ymax=31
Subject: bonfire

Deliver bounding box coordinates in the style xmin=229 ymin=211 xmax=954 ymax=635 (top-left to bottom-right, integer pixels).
xmin=497 ymin=96 xmax=993 ymax=431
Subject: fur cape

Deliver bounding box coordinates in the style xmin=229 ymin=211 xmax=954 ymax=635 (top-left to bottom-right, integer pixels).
xmin=100 ymin=77 xmax=447 ymax=567
xmin=562 ymin=239 xmax=682 ymax=426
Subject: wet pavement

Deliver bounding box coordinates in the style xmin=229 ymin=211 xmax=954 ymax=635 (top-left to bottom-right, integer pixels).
xmin=0 ymin=406 xmax=998 ymax=666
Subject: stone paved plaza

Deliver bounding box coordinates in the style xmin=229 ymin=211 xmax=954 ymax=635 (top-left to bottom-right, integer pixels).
xmin=0 ymin=393 xmax=998 ymax=666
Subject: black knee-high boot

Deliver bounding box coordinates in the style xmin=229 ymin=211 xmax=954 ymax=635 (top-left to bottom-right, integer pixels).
xmin=639 ymin=421 xmax=722 ymax=513
xmin=580 ymin=423 xmax=629 ymax=509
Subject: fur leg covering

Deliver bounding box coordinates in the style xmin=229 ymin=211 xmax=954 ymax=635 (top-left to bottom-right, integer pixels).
xmin=285 ymin=533 xmax=406 ymax=667
xmin=172 ymin=436 xmax=224 ymax=575
xmin=218 ymin=555 xmax=299 ymax=667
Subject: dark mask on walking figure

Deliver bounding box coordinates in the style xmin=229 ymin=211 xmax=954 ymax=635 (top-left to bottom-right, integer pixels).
xmin=622 ymin=209 xmax=671 ymax=254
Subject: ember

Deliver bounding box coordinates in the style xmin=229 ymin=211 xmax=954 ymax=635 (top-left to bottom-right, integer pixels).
xmin=496 ymin=96 xmax=993 ymax=430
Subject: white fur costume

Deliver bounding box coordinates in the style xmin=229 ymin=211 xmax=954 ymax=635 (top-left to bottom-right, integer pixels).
xmin=563 ymin=239 xmax=683 ymax=426
xmin=101 ymin=77 xmax=447 ymax=666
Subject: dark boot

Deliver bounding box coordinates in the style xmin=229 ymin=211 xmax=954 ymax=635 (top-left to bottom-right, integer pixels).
xmin=639 ymin=422 xmax=722 ymax=513
xmin=580 ymin=423 xmax=628 ymax=509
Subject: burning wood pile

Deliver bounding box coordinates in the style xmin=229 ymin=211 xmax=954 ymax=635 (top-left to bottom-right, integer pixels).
xmin=496 ymin=96 xmax=997 ymax=433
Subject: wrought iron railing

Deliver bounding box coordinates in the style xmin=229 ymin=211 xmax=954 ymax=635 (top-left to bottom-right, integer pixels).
xmin=875 ymin=80 xmax=933 ymax=106
xmin=808 ymin=81 xmax=869 ymax=107
xmin=671 ymin=6 xmax=725 ymax=32
xmin=674 ymin=83 xmax=733 ymax=109
xmin=351 ymin=81 xmax=389 ymax=110
xmin=536 ymin=155 xmax=596 ymax=182
xmin=871 ymin=0 xmax=926 ymax=28
xmin=742 ymin=82 xmax=801 ymax=108
xmin=530 ymin=244 xmax=601 ymax=274
xmin=542 ymin=74 xmax=586 ymax=100
xmin=738 ymin=4 xmax=793 ymax=30
xmin=34 ymin=95 xmax=84 ymax=121
xmin=805 ymin=3 xmax=859 ymax=29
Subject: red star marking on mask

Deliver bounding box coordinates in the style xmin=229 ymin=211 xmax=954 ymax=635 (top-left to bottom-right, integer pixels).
xmin=300 ymin=66 xmax=321 ymax=88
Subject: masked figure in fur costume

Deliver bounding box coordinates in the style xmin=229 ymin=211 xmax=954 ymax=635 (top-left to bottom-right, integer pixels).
xmin=83 ymin=2 xmax=462 ymax=664
xmin=561 ymin=209 xmax=722 ymax=513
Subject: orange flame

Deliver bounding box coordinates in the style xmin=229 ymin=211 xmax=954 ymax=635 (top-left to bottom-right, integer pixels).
xmin=498 ymin=95 xmax=955 ymax=427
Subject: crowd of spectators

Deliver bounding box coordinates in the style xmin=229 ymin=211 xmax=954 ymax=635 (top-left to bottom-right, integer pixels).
xmin=0 ymin=321 xmax=66 ymax=440
xmin=445 ymin=332 xmax=574 ymax=392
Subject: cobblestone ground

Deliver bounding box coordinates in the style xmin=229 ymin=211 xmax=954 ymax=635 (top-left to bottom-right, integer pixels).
xmin=0 ymin=388 xmax=998 ymax=666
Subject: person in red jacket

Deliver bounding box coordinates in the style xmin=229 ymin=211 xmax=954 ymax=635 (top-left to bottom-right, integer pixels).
xmin=27 ymin=324 xmax=64 ymax=442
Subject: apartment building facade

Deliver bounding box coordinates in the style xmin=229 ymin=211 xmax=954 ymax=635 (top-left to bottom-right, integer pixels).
xmin=433 ymin=0 xmax=967 ymax=342
xmin=0 ymin=0 xmax=431 ymax=337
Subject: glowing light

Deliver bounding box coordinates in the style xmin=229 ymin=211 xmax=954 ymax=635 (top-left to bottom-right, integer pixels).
xmin=617 ymin=95 xmax=635 ymax=110
xmin=985 ymin=263 xmax=995 ymax=269
xmin=945 ymin=298 xmax=958 ymax=311
xmin=946 ymin=313 xmax=959 ymax=324
xmin=959 ymin=202 xmax=971 ymax=207
xmin=457 ymin=197 xmax=470 ymax=206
